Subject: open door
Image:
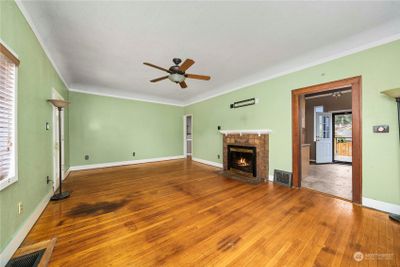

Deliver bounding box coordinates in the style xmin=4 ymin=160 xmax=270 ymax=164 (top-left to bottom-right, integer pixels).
xmin=315 ymin=112 xmax=332 ymax=163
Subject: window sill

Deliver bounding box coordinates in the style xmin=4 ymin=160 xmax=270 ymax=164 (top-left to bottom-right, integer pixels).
xmin=0 ymin=176 xmax=18 ymax=191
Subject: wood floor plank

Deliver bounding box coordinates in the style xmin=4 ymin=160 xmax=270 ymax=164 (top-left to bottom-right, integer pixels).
xmin=21 ymin=159 xmax=400 ymax=266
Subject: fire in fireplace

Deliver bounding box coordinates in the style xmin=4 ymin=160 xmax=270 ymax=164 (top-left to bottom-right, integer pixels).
xmin=227 ymin=145 xmax=257 ymax=177
xmin=237 ymin=157 xmax=250 ymax=167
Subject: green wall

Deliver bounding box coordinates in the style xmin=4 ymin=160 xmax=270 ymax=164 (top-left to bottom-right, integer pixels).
xmin=0 ymin=0 xmax=69 ymax=251
xmin=1 ymin=0 xmax=400 ymax=258
xmin=69 ymin=92 xmax=183 ymax=166
xmin=185 ymin=40 xmax=400 ymax=205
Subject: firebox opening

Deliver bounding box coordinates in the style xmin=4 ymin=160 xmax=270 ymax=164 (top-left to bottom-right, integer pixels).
xmin=228 ymin=145 xmax=257 ymax=177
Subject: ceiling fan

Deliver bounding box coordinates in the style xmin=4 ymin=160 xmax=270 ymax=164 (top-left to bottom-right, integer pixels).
xmin=143 ymin=58 xmax=211 ymax=89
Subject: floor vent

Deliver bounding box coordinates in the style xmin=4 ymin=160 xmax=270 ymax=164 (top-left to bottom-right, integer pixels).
xmin=6 ymin=249 xmax=45 ymax=267
xmin=273 ymin=169 xmax=292 ymax=187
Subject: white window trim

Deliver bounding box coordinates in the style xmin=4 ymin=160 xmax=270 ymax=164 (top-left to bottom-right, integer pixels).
xmin=0 ymin=41 xmax=19 ymax=191
xmin=313 ymin=105 xmax=324 ymax=142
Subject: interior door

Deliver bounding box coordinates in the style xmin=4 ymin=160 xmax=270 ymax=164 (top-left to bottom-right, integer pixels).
xmin=316 ymin=112 xmax=333 ymax=163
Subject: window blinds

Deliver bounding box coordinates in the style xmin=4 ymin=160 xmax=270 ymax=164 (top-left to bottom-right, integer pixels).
xmin=0 ymin=46 xmax=17 ymax=183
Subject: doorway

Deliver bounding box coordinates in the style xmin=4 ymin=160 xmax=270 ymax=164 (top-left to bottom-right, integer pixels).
xmin=292 ymin=76 xmax=362 ymax=203
xmin=333 ymin=112 xmax=352 ymax=163
xmin=183 ymin=114 xmax=192 ymax=157
xmin=302 ymin=89 xmax=352 ymax=200
xmin=52 ymin=89 xmax=65 ymax=192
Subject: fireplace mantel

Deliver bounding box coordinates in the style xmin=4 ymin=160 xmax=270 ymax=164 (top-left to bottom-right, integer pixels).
xmin=219 ymin=129 xmax=272 ymax=136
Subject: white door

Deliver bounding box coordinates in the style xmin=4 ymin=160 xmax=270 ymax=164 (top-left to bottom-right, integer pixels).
xmin=316 ymin=112 xmax=333 ymax=163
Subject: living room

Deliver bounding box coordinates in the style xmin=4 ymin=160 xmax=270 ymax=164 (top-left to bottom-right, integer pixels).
xmin=1 ymin=1 xmax=399 ymax=266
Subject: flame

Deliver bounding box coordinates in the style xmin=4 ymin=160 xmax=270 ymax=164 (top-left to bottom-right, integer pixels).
xmin=237 ymin=158 xmax=249 ymax=167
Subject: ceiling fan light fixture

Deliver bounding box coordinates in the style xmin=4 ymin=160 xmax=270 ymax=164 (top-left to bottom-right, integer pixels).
xmin=144 ymin=58 xmax=210 ymax=88
xmin=332 ymin=91 xmax=342 ymax=98
xmin=168 ymin=73 xmax=185 ymax=83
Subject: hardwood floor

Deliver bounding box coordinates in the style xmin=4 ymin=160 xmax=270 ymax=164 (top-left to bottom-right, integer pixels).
xmin=23 ymin=159 xmax=399 ymax=266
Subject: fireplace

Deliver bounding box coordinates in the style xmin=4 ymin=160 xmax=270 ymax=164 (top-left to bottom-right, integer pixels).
xmin=221 ymin=130 xmax=270 ymax=184
xmin=228 ymin=145 xmax=257 ymax=177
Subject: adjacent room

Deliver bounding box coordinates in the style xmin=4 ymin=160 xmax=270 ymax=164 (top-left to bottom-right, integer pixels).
xmin=1 ymin=1 xmax=400 ymax=266
xmin=301 ymin=88 xmax=353 ymax=200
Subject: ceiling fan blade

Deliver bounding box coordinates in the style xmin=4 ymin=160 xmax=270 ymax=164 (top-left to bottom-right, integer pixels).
xmin=186 ymin=74 xmax=211 ymax=81
xmin=179 ymin=81 xmax=188 ymax=89
xmin=179 ymin=59 xmax=195 ymax=72
xmin=150 ymin=76 xmax=169 ymax=83
xmin=143 ymin=62 xmax=171 ymax=73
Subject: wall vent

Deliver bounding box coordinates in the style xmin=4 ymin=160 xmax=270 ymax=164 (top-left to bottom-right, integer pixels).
xmin=273 ymin=169 xmax=292 ymax=187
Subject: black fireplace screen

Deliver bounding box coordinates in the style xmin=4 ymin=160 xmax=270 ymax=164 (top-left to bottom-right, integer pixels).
xmin=227 ymin=145 xmax=257 ymax=177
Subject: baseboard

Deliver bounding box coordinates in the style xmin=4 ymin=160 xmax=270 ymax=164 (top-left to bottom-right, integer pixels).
xmin=63 ymin=167 xmax=71 ymax=181
xmin=268 ymin=175 xmax=274 ymax=182
xmin=69 ymin=155 xmax=185 ymax=171
xmin=192 ymin=157 xmax=223 ymax=168
xmin=0 ymin=190 xmax=53 ymax=266
xmin=362 ymin=197 xmax=400 ymax=214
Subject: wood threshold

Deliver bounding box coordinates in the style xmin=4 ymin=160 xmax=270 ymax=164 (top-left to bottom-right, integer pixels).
xmin=301 ymin=186 xmax=353 ymax=204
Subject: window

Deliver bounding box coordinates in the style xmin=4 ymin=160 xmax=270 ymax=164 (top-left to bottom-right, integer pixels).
xmin=0 ymin=42 xmax=19 ymax=191
xmin=313 ymin=105 xmax=324 ymax=141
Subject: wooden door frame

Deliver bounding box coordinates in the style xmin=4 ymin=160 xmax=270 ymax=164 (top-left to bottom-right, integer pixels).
xmin=292 ymin=76 xmax=362 ymax=204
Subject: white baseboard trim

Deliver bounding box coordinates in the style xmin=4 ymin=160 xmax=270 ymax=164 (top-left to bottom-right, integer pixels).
xmin=268 ymin=175 xmax=274 ymax=182
xmin=192 ymin=157 xmax=223 ymax=168
xmin=0 ymin=190 xmax=52 ymax=266
xmin=69 ymin=155 xmax=185 ymax=171
xmin=362 ymin=197 xmax=400 ymax=214
xmin=62 ymin=167 xmax=71 ymax=181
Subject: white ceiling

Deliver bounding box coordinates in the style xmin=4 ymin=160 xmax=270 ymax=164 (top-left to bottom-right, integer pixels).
xmin=18 ymin=1 xmax=400 ymax=106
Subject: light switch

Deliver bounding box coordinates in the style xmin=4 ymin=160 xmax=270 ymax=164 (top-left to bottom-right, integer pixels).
xmin=373 ymin=125 xmax=389 ymax=133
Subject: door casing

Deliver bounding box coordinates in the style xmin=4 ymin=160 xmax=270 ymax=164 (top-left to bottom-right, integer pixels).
xmin=292 ymin=76 xmax=362 ymax=204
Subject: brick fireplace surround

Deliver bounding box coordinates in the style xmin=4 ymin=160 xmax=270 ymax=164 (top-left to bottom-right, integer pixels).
xmin=221 ymin=130 xmax=271 ymax=184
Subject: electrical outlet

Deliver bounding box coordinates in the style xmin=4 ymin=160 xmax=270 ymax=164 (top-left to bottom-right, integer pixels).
xmin=46 ymin=176 xmax=50 ymax=184
xmin=85 ymin=155 xmax=89 ymax=160
xmin=18 ymin=202 xmax=23 ymax=215
xmin=217 ymin=154 xmax=220 ymax=159
xmin=132 ymin=152 xmax=136 ymax=157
